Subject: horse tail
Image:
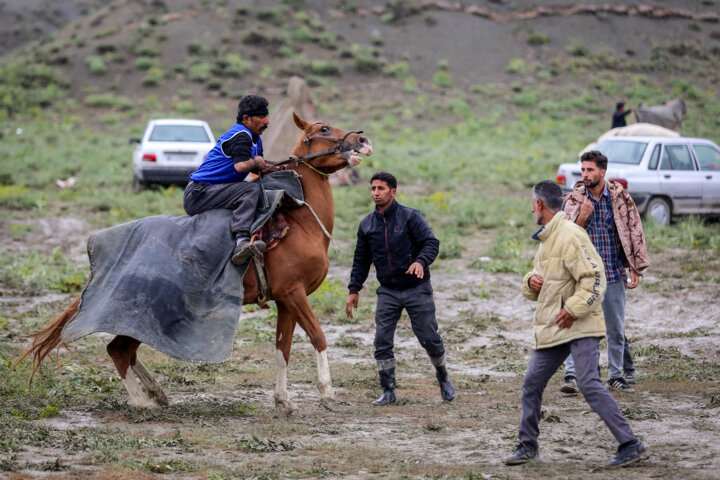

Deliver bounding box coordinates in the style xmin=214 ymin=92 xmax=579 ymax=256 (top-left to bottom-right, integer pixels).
xmin=12 ymin=293 xmax=81 ymax=386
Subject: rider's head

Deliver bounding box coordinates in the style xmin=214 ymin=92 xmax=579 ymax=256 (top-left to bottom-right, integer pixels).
xmin=237 ymin=95 xmax=270 ymax=135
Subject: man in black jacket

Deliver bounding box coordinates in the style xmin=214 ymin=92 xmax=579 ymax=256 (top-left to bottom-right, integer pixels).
xmin=345 ymin=171 xmax=455 ymax=406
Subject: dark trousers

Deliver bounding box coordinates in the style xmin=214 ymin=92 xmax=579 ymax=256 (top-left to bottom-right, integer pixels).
xmin=183 ymin=180 xmax=262 ymax=236
xmin=519 ymin=336 xmax=636 ymax=448
xmin=374 ymin=281 xmax=445 ymax=361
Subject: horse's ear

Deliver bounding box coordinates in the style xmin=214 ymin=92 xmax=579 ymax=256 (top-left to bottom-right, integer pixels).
xmin=293 ymin=112 xmax=309 ymax=130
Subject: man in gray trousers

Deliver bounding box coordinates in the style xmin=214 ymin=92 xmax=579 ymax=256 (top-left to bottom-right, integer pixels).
xmin=504 ymin=180 xmax=648 ymax=468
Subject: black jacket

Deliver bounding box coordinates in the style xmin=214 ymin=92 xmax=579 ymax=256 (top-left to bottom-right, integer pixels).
xmin=348 ymin=200 xmax=440 ymax=293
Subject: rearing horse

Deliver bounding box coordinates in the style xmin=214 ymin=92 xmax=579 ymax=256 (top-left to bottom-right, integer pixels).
xmin=16 ymin=113 xmax=372 ymax=414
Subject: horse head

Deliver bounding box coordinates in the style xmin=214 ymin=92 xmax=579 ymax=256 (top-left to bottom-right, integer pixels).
xmin=291 ymin=112 xmax=373 ymax=175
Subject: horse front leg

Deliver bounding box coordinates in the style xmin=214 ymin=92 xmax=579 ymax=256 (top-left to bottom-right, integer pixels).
xmin=274 ymin=303 xmax=298 ymax=414
xmin=277 ymin=289 xmax=335 ymax=406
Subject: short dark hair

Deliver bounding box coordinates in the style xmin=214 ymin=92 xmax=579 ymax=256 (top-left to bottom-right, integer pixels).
xmin=237 ymin=95 xmax=269 ymax=123
xmin=580 ymin=150 xmax=608 ymax=170
xmin=533 ymin=180 xmax=563 ymax=212
xmin=616 ymin=101 xmax=625 ymax=110
xmin=370 ymin=171 xmax=397 ymax=190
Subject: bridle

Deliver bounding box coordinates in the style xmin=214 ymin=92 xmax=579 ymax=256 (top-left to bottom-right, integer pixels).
xmin=271 ymin=123 xmax=364 ymax=175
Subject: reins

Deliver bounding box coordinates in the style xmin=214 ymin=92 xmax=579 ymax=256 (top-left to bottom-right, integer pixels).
xmin=268 ymin=125 xmax=364 ymax=175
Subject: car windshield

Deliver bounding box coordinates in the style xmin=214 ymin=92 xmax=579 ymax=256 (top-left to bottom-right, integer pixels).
xmin=595 ymin=140 xmax=648 ymax=165
xmin=149 ymin=125 xmax=211 ymax=142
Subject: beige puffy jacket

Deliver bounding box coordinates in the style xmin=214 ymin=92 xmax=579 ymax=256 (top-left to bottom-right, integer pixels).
xmin=522 ymin=212 xmax=607 ymax=349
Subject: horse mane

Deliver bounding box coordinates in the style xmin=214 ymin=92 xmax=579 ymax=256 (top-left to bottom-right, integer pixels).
xmin=12 ymin=294 xmax=80 ymax=386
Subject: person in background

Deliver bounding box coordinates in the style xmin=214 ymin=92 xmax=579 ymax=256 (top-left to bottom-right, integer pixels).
xmin=504 ymin=180 xmax=648 ymax=468
xmin=560 ymin=150 xmax=649 ymax=394
xmin=612 ymin=101 xmax=633 ymax=129
xmin=345 ymin=171 xmax=455 ymax=406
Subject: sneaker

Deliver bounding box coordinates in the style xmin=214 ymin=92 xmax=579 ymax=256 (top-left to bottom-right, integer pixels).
xmin=607 ymin=377 xmax=635 ymax=393
xmin=504 ymin=442 xmax=538 ymax=465
xmin=624 ymin=371 xmax=637 ymax=384
xmin=560 ymin=375 xmax=579 ymax=394
xmin=231 ymin=238 xmax=266 ymax=266
xmin=607 ymin=439 xmax=648 ymax=467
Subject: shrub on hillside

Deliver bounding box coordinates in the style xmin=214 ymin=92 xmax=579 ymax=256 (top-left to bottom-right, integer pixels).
xmin=135 ymin=57 xmax=155 ymax=70
xmin=527 ymin=33 xmax=549 ymax=46
xmin=189 ymin=63 xmax=212 ymax=83
xmin=142 ymin=67 xmax=165 ymax=87
xmin=85 ymin=56 xmax=107 ymax=75
xmin=310 ymin=60 xmax=341 ymax=76
xmin=84 ymin=94 xmax=133 ymax=111
xmin=506 ymin=58 xmax=526 ymax=74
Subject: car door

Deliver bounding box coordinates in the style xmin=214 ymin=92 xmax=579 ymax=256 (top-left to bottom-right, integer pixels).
xmin=691 ymin=143 xmax=720 ymax=213
xmin=658 ymin=143 xmax=702 ymax=214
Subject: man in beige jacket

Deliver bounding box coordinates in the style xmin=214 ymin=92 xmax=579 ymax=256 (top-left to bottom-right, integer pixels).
xmin=504 ymin=181 xmax=647 ymax=468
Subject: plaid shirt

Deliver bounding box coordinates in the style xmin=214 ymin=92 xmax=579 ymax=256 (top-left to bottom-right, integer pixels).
xmin=584 ymin=184 xmax=625 ymax=283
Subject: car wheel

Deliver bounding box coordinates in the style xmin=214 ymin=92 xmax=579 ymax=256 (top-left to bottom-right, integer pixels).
xmin=133 ymin=174 xmax=147 ymax=192
xmin=646 ymin=197 xmax=671 ymax=226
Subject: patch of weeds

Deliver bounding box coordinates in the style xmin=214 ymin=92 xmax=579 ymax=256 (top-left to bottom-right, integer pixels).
xmin=432 ymin=70 xmax=452 ymax=89
xmin=634 ymin=344 xmax=720 ymax=382
xmin=506 ymin=58 xmax=526 ymax=74
xmin=237 ymin=435 xmax=300 ymax=452
xmin=0 ymin=185 xmax=39 ymax=209
xmin=620 ymin=406 xmax=661 ymax=421
xmin=424 ymin=423 xmax=445 ymax=432
xmin=309 ymin=278 xmax=346 ymax=317
xmin=567 ymin=39 xmax=590 ymax=57
xmin=141 ymin=67 xmax=165 ymax=87
xmin=84 ymin=55 xmax=107 ymax=75
xmin=528 ymin=32 xmax=549 ymax=46
xmin=0 ymin=455 xmax=19 ymax=472
xmin=704 ymin=395 xmax=720 ymax=409
xmin=310 ymin=60 xmax=341 ymax=76
xmin=10 ymin=404 xmax=61 ymax=420
xmin=0 ymin=247 xmax=87 ymax=295
xmin=662 ymin=328 xmax=712 ymax=338
xmin=471 ymin=233 xmax=532 ymax=275
xmin=337 ymin=335 xmax=360 ymax=349
xmin=145 ymin=458 xmax=198 ymax=474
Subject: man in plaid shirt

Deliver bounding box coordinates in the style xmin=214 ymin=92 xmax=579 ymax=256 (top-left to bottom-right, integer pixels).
xmin=560 ymin=150 xmax=649 ymax=394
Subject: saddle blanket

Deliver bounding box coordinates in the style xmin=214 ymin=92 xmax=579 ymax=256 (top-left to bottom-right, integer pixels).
xmin=61 ymin=170 xmax=304 ymax=363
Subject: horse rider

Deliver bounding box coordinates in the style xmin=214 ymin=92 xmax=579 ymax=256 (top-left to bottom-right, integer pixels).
xmin=183 ymin=94 xmax=276 ymax=265
xmin=345 ymin=171 xmax=456 ymax=406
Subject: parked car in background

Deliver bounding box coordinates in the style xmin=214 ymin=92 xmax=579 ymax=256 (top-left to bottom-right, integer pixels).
xmin=556 ymin=136 xmax=720 ymax=226
xmin=131 ymin=119 xmax=215 ymax=191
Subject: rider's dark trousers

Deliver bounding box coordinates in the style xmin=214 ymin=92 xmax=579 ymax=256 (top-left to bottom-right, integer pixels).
xmin=183 ymin=180 xmax=262 ymax=236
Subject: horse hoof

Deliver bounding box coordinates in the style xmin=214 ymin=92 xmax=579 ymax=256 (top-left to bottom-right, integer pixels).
xmin=132 ymin=399 xmax=159 ymax=410
xmin=275 ymin=398 xmax=298 ymax=415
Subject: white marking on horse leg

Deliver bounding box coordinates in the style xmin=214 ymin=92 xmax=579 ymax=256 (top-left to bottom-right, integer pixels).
xmin=122 ymin=371 xmax=157 ymax=409
xmin=274 ymin=349 xmax=297 ymax=414
xmin=131 ymin=358 xmax=169 ymax=406
xmin=315 ymin=349 xmax=335 ymax=401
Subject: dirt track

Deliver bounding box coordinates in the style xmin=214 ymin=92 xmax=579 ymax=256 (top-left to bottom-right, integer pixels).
xmin=1 ymin=216 xmax=719 ymax=479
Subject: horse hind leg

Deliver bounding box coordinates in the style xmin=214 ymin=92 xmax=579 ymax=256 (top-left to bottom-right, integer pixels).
xmin=107 ymin=335 xmax=165 ymax=409
xmin=131 ymin=358 xmax=169 ymax=406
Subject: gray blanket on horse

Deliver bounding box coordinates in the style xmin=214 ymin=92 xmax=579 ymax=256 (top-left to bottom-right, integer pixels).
xmin=61 ymin=170 xmax=304 ymax=363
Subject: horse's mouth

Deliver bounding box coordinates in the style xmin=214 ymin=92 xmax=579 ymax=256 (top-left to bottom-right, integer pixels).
xmin=341 ymin=144 xmax=373 ymax=167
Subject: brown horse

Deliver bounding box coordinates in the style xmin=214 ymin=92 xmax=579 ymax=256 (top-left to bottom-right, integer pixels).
xmin=16 ymin=113 xmax=372 ymax=414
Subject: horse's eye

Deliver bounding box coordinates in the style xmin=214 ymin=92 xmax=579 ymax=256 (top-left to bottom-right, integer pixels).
xmin=320 ymin=126 xmax=330 ymax=133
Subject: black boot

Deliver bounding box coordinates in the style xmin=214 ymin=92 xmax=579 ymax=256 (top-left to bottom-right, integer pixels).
xmin=431 ymin=355 xmax=456 ymax=402
xmin=372 ymin=367 xmax=396 ymax=406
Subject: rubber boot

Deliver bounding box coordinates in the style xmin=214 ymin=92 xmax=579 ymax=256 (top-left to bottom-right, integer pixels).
xmin=372 ymin=366 xmax=396 ymax=406
xmin=430 ymin=355 xmax=456 ymax=402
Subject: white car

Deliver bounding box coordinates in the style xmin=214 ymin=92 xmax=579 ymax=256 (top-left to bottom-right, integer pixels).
xmin=131 ymin=119 xmax=215 ymax=191
xmin=556 ymin=136 xmax=720 ymax=225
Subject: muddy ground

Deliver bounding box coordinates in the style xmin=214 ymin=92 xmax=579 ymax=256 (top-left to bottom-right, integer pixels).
xmin=1 ymin=215 xmax=719 ymax=480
